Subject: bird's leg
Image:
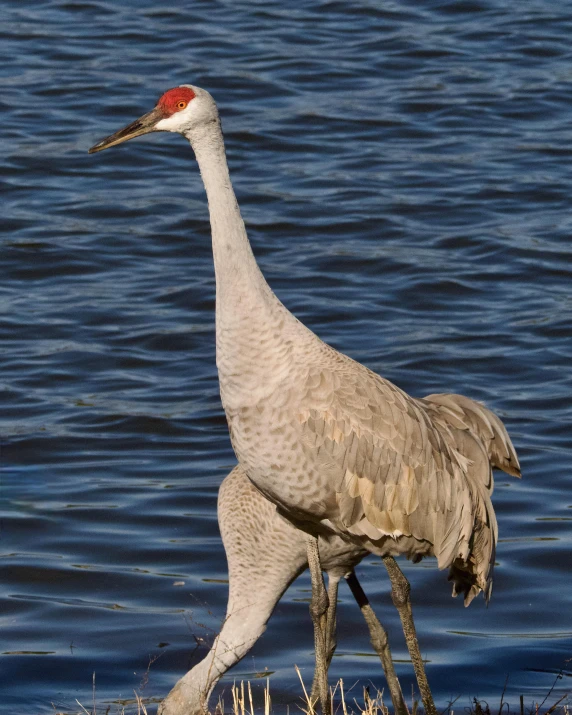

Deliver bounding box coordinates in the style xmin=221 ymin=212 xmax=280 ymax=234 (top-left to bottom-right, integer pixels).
xmin=310 ymin=573 xmax=340 ymax=706
xmin=306 ymin=535 xmax=331 ymax=715
xmin=345 ymin=570 xmax=408 ymax=715
xmin=324 ymin=574 xmax=339 ymax=666
xmin=382 ymin=556 xmax=437 ymax=715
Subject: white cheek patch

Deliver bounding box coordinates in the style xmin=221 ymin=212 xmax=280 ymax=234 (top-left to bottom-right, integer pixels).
xmin=155 ymin=113 xmax=186 ymax=132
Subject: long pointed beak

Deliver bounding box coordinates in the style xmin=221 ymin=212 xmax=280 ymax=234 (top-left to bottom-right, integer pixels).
xmin=88 ymin=106 xmax=164 ymax=154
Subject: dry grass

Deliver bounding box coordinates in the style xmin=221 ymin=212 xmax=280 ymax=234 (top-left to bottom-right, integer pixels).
xmin=220 ymin=670 xmax=569 ymax=715
xmin=226 ymin=679 xmax=272 ymax=715
xmin=221 ymin=667 xmax=392 ymax=715
xmin=54 ymin=668 xmax=570 ymax=715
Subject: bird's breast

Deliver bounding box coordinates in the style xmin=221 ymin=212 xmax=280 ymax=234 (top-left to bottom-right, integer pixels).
xmin=223 ymin=384 xmax=339 ymax=522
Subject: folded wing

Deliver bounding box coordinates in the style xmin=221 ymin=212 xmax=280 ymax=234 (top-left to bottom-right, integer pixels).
xmin=298 ymin=360 xmax=520 ymax=606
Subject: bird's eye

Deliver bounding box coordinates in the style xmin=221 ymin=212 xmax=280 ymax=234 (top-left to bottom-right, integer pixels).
xmin=177 ymin=101 xmax=187 ymax=110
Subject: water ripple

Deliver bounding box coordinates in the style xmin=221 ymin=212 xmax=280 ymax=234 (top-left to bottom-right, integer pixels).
xmin=2 ymin=0 xmax=571 ymax=711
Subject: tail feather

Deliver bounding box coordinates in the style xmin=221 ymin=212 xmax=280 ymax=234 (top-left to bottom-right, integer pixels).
xmin=423 ymin=393 xmax=521 ymax=478
xmin=448 ymin=507 xmax=496 ymax=606
xmin=422 ymin=392 xmax=520 ymax=605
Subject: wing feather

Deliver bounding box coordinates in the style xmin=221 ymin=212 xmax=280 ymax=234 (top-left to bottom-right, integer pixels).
xmin=298 ymin=363 xmax=520 ymax=605
xmin=422 ymin=393 xmax=521 ymax=478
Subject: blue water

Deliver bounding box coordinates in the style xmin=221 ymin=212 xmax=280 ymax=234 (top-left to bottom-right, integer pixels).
xmin=2 ymin=1 xmax=571 ymax=712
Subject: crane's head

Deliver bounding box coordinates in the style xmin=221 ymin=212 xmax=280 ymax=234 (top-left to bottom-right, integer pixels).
xmin=88 ymin=85 xmax=218 ymax=154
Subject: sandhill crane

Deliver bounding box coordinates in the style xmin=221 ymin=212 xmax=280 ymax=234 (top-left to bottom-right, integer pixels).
xmin=89 ymin=85 xmax=521 ymax=715
xmin=159 ymin=390 xmax=520 ymax=714
xmin=158 ymin=464 xmax=407 ymax=715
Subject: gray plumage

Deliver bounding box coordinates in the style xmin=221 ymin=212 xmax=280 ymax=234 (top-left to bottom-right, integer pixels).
xmin=227 ymin=340 xmax=520 ymax=607
xmin=159 ymin=391 xmax=518 ymax=715
xmin=89 ymin=84 xmax=521 ymax=715
xmin=159 ymin=464 xmax=365 ymax=715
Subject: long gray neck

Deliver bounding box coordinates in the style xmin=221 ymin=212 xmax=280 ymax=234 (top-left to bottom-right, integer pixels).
xmin=186 ymin=120 xmax=303 ymax=408
xmin=187 ymin=119 xmax=271 ymax=305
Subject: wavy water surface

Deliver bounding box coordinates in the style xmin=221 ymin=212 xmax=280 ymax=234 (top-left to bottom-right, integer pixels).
xmin=2 ymin=1 xmax=572 ymax=713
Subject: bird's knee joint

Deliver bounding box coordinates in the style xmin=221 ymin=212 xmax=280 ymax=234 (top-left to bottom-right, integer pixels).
xmin=309 ymin=592 xmax=329 ymax=621
xmin=390 ymin=579 xmax=410 ymax=608
xmin=370 ymin=629 xmax=389 ymax=652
